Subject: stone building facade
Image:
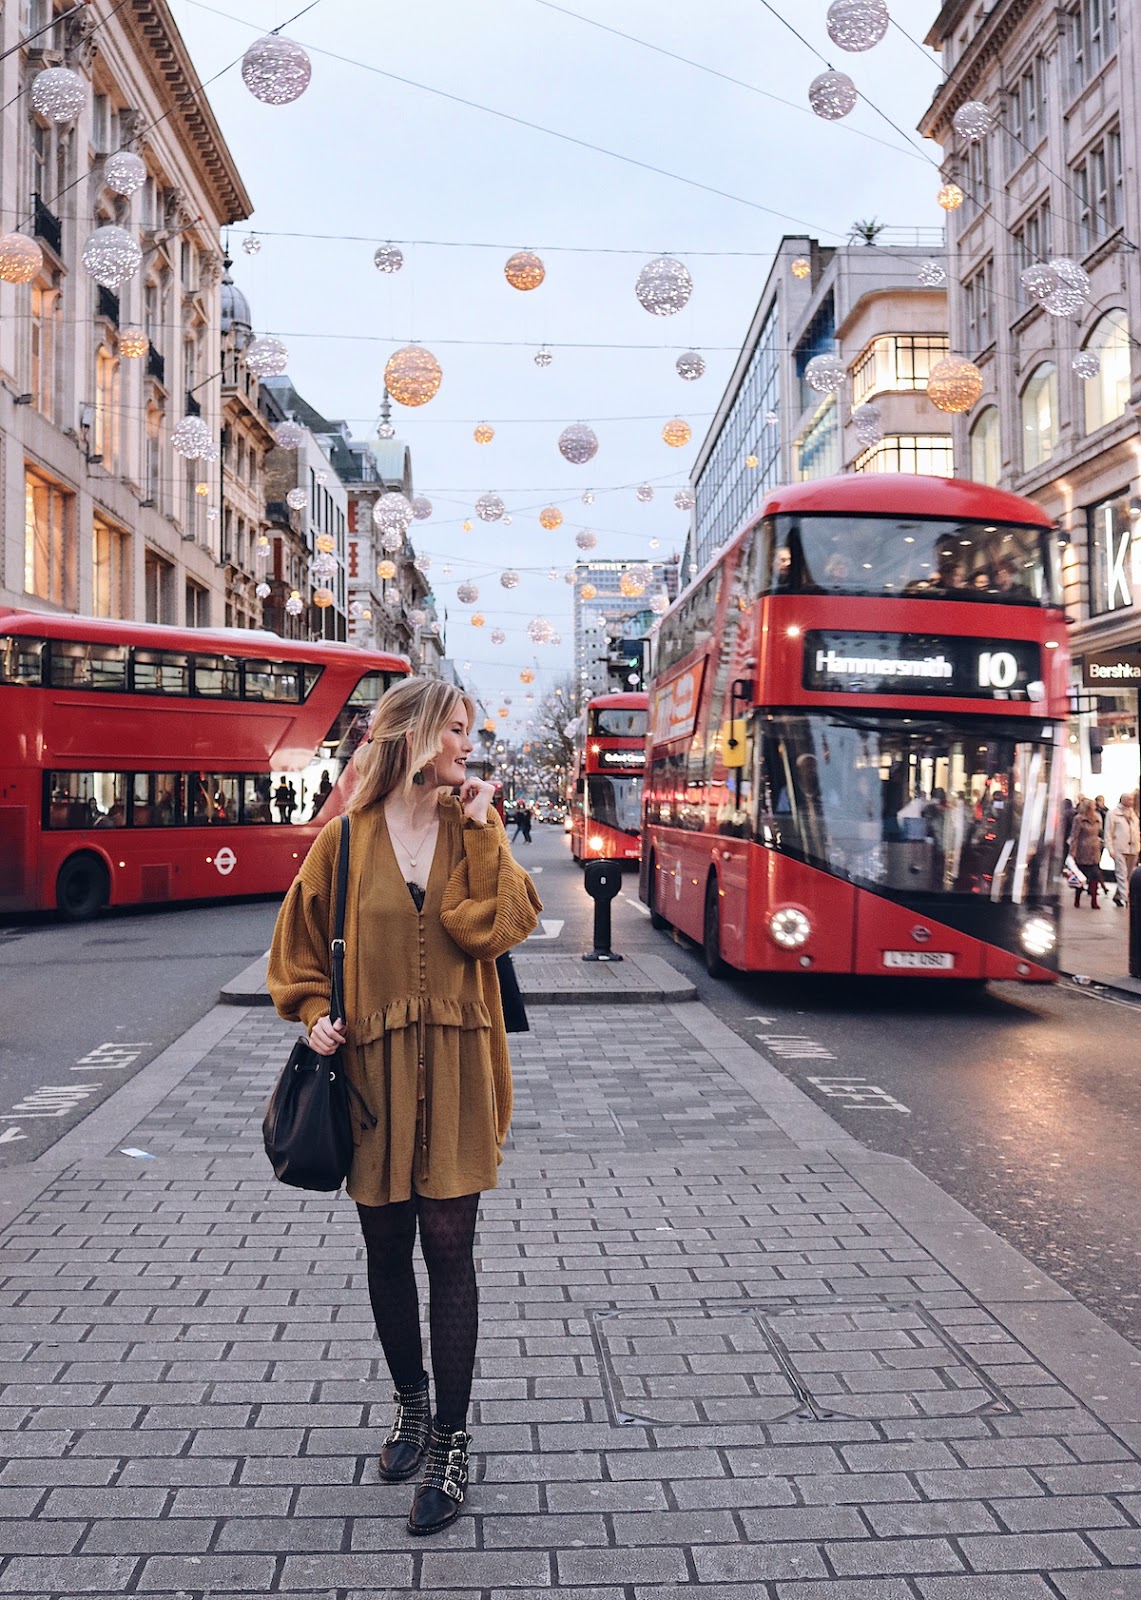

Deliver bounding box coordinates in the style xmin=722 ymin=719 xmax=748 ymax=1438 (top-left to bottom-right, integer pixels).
xmin=218 ymin=257 xmax=274 ymax=631
xmin=0 ymin=0 xmax=251 ymax=627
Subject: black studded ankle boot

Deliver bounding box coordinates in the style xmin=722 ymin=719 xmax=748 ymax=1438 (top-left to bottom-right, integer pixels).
xmin=378 ymin=1374 xmax=431 ymax=1483
xmin=407 ymin=1421 xmax=470 ymax=1535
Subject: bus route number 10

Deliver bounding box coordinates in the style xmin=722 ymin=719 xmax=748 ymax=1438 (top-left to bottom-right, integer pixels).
xmin=976 ymin=649 xmax=1018 ymax=690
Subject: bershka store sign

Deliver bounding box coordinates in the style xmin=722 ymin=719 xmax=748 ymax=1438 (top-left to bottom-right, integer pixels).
xmin=1082 ymin=646 xmax=1141 ymax=686
xmin=803 ymin=631 xmax=1041 ymax=698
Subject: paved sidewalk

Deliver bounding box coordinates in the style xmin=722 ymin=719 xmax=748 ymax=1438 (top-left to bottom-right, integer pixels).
xmin=3 ymin=987 xmax=1141 ymax=1598
xmin=1059 ymin=895 xmax=1141 ymax=998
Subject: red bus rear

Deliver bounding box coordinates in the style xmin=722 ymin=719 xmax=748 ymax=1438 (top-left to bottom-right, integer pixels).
xmin=570 ymin=691 xmax=648 ymax=865
xmin=640 ymin=475 xmax=1069 ymax=982
xmin=0 ymin=609 xmax=408 ymax=918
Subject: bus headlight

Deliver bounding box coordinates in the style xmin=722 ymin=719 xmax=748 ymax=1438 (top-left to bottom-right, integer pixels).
xmin=588 ymin=834 xmax=604 ymax=851
xmin=770 ymin=908 xmax=811 ymax=949
xmin=1020 ymin=915 xmax=1056 ymax=958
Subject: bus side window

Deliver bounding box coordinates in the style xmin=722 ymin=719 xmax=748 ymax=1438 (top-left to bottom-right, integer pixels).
xmin=243 ymin=660 xmax=302 ymax=702
xmin=241 ymin=775 xmax=273 ymax=823
xmin=132 ymin=650 xmax=190 ymax=695
xmin=46 ymin=771 xmax=126 ymax=828
xmin=193 ymin=655 xmax=241 ymax=698
xmin=0 ymin=635 xmax=46 ymax=685
xmin=49 ymin=641 xmax=128 ymax=690
xmin=129 ymin=773 xmax=180 ymax=826
xmin=189 ymin=773 xmax=238 ymax=824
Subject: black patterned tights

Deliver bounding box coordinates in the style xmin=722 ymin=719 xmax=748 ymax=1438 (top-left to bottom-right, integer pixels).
xmin=355 ymin=1192 xmax=480 ymax=1431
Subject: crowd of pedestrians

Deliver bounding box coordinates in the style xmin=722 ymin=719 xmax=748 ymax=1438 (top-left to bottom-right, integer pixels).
xmin=1065 ymin=790 xmax=1140 ymax=909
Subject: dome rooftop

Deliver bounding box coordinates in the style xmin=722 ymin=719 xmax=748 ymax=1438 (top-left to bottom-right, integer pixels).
xmin=220 ymin=254 xmax=252 ymax=337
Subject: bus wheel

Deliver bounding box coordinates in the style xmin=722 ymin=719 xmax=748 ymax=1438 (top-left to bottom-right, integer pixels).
xmin=703 ymin=876 xmax=729 ymax=978
xmin=56 ymin=853 xmax=110 ymax=922
xmin=648 ymin=856 xmax=670 ymax=930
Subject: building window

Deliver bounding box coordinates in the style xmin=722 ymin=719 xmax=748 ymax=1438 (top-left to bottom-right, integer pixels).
xmin=853 ymin=435 xmax=954 ymax=476
xmin=965 ymin=136 xmax=990 ymax=214
xmin=30 ymin=283 xmax=60 ymax=422
xmin=94 ymin=346 xmax=120 ymax=470
xmin=969 ymin=406 xmax=1001 ymax=485
xmin=963 ymin=258 xmax=995 ymax=353
xmin=92 ymin=516 xmax=129 ymax=618
xmin=1013 ymin=197 xmax=1053 ymax=303
xmin=851 ymin=335 xmax=949 ymax=406
xmin=796 ymin=397 xmax=840 ymax=481
xmin=693 ymin=299 xmax=779 ymax=568
xmin=1087 ymin=489 xmax=1138 ymax=615
xmin=1020 ymin=362 xmax=1058 ymax=471
xmin=794 ymin=295 xmax=836 ymax=415
xmin=144 ymin=549 xmax=175 ymax=624
xmin=1007 ymin=55 xmax=1048 ymax=167
xmin=145 ymin=404 xmax=164 ymax=507
xmin=1072 ymin=128 xmax=1121 ymax=251
xmin=1081 ymin=307 xmax=1131 ymax=433
xmin=185 ymin=579 xmax=210 ymax=628
xmin=1069 ymin=0 xmax=1117 ymax=94
xmin=25 ymin=467 xmax=75 ymax=608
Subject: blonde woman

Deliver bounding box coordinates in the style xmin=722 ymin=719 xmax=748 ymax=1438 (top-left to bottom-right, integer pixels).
xmin=268 ymin=677 xmax=541 ymax=1535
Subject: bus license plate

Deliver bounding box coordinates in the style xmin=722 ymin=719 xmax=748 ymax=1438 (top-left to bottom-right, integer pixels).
xmin=882 ymin=950 xmax=955 ymax=970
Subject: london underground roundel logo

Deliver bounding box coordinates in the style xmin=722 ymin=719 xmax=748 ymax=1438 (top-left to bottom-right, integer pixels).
xmin=214 ymin=847 xmax=237 ymax=876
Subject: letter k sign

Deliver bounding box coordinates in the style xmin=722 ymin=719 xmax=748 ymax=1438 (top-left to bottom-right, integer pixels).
xmin=1105 ymin=510 xmax=1133 ymax=610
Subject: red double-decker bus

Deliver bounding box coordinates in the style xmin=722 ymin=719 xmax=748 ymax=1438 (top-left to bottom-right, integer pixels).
xmin=569 ymin=691 xmax=648 ymax=865
xmin=0 ymin=609 xmax=408 ymax=919
xmin=641 ymin=475 xmax=1069 ymax=982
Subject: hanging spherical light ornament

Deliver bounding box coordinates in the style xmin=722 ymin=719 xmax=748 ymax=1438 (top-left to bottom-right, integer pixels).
xmin=462 ymin=519 xmax=473 ymax=532
xmin=1043 ymin=256 xmax=1089 ymax=317
xmin=502 ymin=515 xmax=512 ymax=527
xmin=619 ymin=569 xmax=647 ymax=599
xmin=917 ymin=259 xmax=947 ymax=287
xmin=412 ymin=494 xmax=432 ymax=520
xmin=1019 ymin=262 xmax=1058 ymax=304
xmin=313 ymin=586 xmax=334 ymax=609
xmin=662 ymin=418 xmax=692 ymax=448
xmin=1073 ymin=349 xmax=1101 ymax=380
xmin=384 ymin=344 xmax=443 ymax=407
xmin=285 ymin=487 xmax=307 ymax=511
xmin=193 ymin=481 xmax=210 ymax=498
xmin=579 ymin=582 xmax=597 ymax=601
xmin=926 ymin=355 xmax=984 ymax=414
xmin=498 ymin=706 xmax=510 ymax=719
xmin=414 ymin=551 xmax=432 ymax=572
xmin=528 ymin=617 xmax=554 ymax=644
xmin=408 ymin=608 xmax=428 ymax=628
xmin=311 ymin=553 xmax=336 ymax=581
xmin=937 ymin=181 xmax=965 ymax=212
xmin=557 ymin=422 xmax=599 ymax=465
xmin=491 ymin=628 xmax=507 ymax=645
xmin=316 ymin=470 xmax=328 ymax=485
xmin=635 ymin=256 xmax=693 ymax=317
xmin=676 ymin=349 xmax=705 ymax=381
xmin=377 ymin=420 xmax=395 ymax=440
xmin=650 ymin=593 xmax=670 ymax=616
xmin=117 ymin=326 xmax=147 ymax=359
xmin=649 ymin=537 xmax=661 ymax=550
xmin=764 ymin=409 xmax=779 ymax=426
xmin=258 ymin=533 xmax=273 ymax=553
xmin=0 ymin=233 xmax=43 ymax=284
xmin=380 ymin=528 xmax=405 ymax=553
xmin=31 ymin=66 xmax=86 ymax=124
xmin=81 ymin=225 xmax=142 ymax=290
xmin=471 ymin=613 xmax=486 ymax=628
xmin=673 ymin=487 xmax=696 ymax=511
xmin=241 ymin=34 xmax=312 ymax=105
xmin=746 ymin=453 xmax=760 ymax=469
xmin=285 ymin=591 xmax=304 ymax=617
xmin=636 ymin=484 xmax=654 ymax=503
xmin=273 ymin=420 xmax=306 ymax=450
xmin=581 ymin=489 xmax=595 ymax=505
xmin=312 ymin=532 xmax=333 ymax=555
xmin=534 ymin=346 xmax=553 ymax=368
xmin=472 ymin=421 xmax=495 ymax=445
xmin=171 ymin=414 xmax=212 ymax=460
xmin=539 ymin=506 xmax=563 ymax=530
xmin=791 ymin=257 xmax=811 ymax=280
xmin=826 ymin=0 xmax=889 ymax=52
xmin=377 ymin=558 xmax=397 ymax=580
xmin=809 ymin=69 xmax=858 ymax=120
xmin=952 ymin=100 xmax=995 ymax=142
xmin=373 ymin=243 xmax=403 ymax=273
xmin=852 ymin=401 xmax=883 ymax=447
xmin=103 ymin=150 xmax=147 ymax=197
xmin=242 ymin=235 xmax=261 ymax=256
xmin=255 ymin=581 xmax=271 ymax=600
xmin=504 ymin=250 xmax=545 ymax=290
xmin=349 ymin=600 xmax=366 ymax=619
xmin=476 ymin=492 xmax=505 ymax=522
xmin=500 ymin=569 xmax=520 ymax=589
xmin=384 ymin=585 xmax=401 ymax=607
xmin=456 ymin=581 xmax=479 ymax=604
xmin=575 ymin=529 xmax=597 ymax=550
xmin=373 ymin=491 xmax=414 ymax=532
xmin=805 ymin=352 xmax=847 ymax=394
xmin=201 ymin=439 xmax=220 ymax=464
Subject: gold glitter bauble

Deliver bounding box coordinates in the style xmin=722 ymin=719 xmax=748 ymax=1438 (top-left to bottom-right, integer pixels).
xmin=580 ymin=582 xmax=597 ymax=600
xmin=662 ymin=418 xmax=692 ymax=448
xmin=937 ymin=182 xmax=964 ymax=212
xmin=539 ymin=506 xmax=563 ymax=530
xmin=384 ymin=344 xmax=442 ymax=407
xmin=791 ymin=257 xmax=811 ymax=279
xmin=313 ymin=586 xmax=334 ymax=608
xmin=504 ymin=250 xmax=545 ymax=291
xmin=473 ymin=422 xmax=494 ymax=444
xmin=926 ymin=355 xmax=983 ymax=414
xmin=119 ymin=326 xmax=147 ymax=357
xmin=377 ymin=559 xmax=397 ymax=580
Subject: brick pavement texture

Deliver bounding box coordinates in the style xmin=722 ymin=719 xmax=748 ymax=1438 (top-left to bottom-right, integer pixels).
xmin=2 ymin=1003 xmax=1140 ymax=1597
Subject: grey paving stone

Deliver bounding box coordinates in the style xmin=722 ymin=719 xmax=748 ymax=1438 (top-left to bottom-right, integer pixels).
xmin=80 ymin=1518 xmax=216 ymax=1553
xmin=555 ymin=1548 xmax=688 ymax=1585
xmin=958 ymin=1531 xmax=1102 ymax=1570
xmin=418 ymin=1550 xmax=553 ymax=1588
xmin=0 ymin=1555 xmax=139 ymax=1592
xmin=136 ymin=1554 xmax=279 ymax=1591
xmin=826 ymin=1536 xmax=964 ymax=1576
xmin=692 ymin=1543 xmax=830 ymax=1582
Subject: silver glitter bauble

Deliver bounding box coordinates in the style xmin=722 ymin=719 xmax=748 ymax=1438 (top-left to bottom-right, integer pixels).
xmin=241 ymin=34 xmax=312 ymax=105
xmin=575 ymin=530 xmax=598 ymax=550
xmin=171 ymin=415 xmax=212 ymax=460
xmin=500 ymin=570 xmax=520 ymax=590
xmin=285 ymin=595 xmax=304 ymax=617
xmin=380 ymin=528 xmax=404 ymax=553
xmin=81 ymin=225 xmax=142 ymax=290
xmin=676 ymin=349 xmax=705 ymax=381
xmin=476 ymin=492 xmax=505 ymax=522
xmin=852 ymin=401 xmax=883 ymax=447
xmin=809 ymin=70 xmax=858 ymax=120
xmin=1020 ymin=263 xmax=1058 ymax=303
xmin=384 ymin=586 xmax=401 ymax=606
xmin=242 ymin=236 xmax=261 ymax=256
xmin=558 ymin=423 xmax=599 ymax=465
xmin=764 ymin=410 xmax=779 ymax=426
xmin=377 ymin=421 xmax=395 ymax=440
xmin=456 ymin=582 xmax=479 ymax=604
xmin=917 ymin=260 xmax=947 ymax=287
xmin=636 ymin=484 xmax=654 ymax=503
xmin=1073 ymin=350 xmax=1101 ymax=380
xmin=408 ymin=608 xmax=428 ymax=628
xmin=674 ymin=487 xmax=696 ymax=511
xmin=286 ymin=488 xmax=307 ymax=510
xmin=310 ymin=553 xmax=335 ymax=580
xmin=1043 ymin=257 xmax=1089 ymax=317
xmin=534 ymin=346 xmax=553 ymax=368
xmin=273 ymin=420 xmax=306 ymax=450
xmin=255 ymin=581 xmax=271 ymax=600
xmin=491 ymin=629 xmax=506 ymax=644
xmin=826 ymin=0 xmax=889 ymax=52
xmin=373 ymin=491 xmax=414 ymax=532
xmin=650 ymin=593 xmax=669 ymax=616
xmin=563 ymin=570 xmax=576 ymax=584
xmin=104 ymin=151 xmax=147 ymax=197
xmin=200 ymin=440 xmax=219 ymax=464
xmin=634 ymin=256 xmax=693 ymax=317
xmin=414 ymin=552 xmax=432 ymax=572
xmin=31 ymin=67 xmax=85 ymax=124
xmin=373 ymin=244 xmax=403 ymax=273
xmin=953 ymin=100 xmax=994 ymax=142
xmin=245 ymin=335 xmax=289 ymax=378
xmin=581 ymin=489 xmax=595 ymax=505
xmin=528 ymin=616 xmax=554 ymax=644
xmin=412 ymin=495 xmax=433 ymax=520
xmin=805 ymin=352 xmax=846 ymax=394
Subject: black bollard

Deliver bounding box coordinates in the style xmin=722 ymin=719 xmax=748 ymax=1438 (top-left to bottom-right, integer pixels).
xmin=1130 ymin=865 xmax=1141 ymax=980
xmin=582 ymin=860 xmax=624 ymax=962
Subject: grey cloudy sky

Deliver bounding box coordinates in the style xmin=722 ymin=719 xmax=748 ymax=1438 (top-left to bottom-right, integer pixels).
xmin=172 ymin=0 xmax=943 ymax=721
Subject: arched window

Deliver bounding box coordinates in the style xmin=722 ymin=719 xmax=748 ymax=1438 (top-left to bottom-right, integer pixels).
xmin=1021 ymin=363 xmax=1058 ymax=471
xmin=969 ymin=405 xmax=1001 ymax=485
xmin=1082 ymin=308 xmax=1131 ymax=434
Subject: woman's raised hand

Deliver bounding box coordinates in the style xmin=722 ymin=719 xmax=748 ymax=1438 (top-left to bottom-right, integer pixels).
xmin=458 ymin=777 xmax=495 ymax=825
xmin=309 ymin=1015 xmax=347 ymax=1055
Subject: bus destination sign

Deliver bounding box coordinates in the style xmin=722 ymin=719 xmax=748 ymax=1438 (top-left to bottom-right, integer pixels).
xmin=596 ymin=748 xmax=646 ymax=772
xmin=803 ymin=631 xmax=1041 ymax=699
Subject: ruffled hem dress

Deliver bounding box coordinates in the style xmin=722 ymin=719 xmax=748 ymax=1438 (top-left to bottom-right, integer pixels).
xmin=267 ymin=796 xmax=542 ymax=1206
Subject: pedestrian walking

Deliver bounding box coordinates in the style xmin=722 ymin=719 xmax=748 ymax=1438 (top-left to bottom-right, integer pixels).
xmin=273 ymin=778 xmax=291 ymax=823
xmin=267 ymin=677 xmax=541 ymax=1536
xmin=511 ymin=801 xmax=532 ymax=844
xmin=1070 ymin=797 xmax=1104 ymax=909
xmin=1107 ymin=792 xmax=1140 ymax=907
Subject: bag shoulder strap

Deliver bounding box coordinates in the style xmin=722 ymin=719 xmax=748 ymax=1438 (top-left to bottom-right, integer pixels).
xmin=329 ymin=814 xmax=350 ymax=1025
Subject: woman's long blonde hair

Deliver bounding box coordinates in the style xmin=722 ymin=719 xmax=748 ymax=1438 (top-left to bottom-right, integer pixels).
xmin=347 ymin=676 xmax=475 ymax=813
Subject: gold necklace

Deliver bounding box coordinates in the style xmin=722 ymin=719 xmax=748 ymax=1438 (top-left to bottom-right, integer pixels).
xmin=387 ymin=807 xmax=438 ymax=869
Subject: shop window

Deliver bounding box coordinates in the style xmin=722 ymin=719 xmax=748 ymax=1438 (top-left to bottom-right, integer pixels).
xmin=1081 ymin=308 xmax=1131 ymax=434
xmin=93 ymin=516 xmax=129 ymax=618
xmin=1020 ymin=363 xmax=1058 ymax=471
xmin=24 ymin=466 xmax=75 ymax=608
xmin=144 ymin=549 xmax=175 ymax=624
xmin=969 ymin=406 xmax=1001 ymax=486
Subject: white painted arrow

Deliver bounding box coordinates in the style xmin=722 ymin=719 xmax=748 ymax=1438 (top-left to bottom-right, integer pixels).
xmin=528 ymin=919 xmax=565 ymax=942
xmin=0 ymin=1127 xmax=27 ymax=1143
